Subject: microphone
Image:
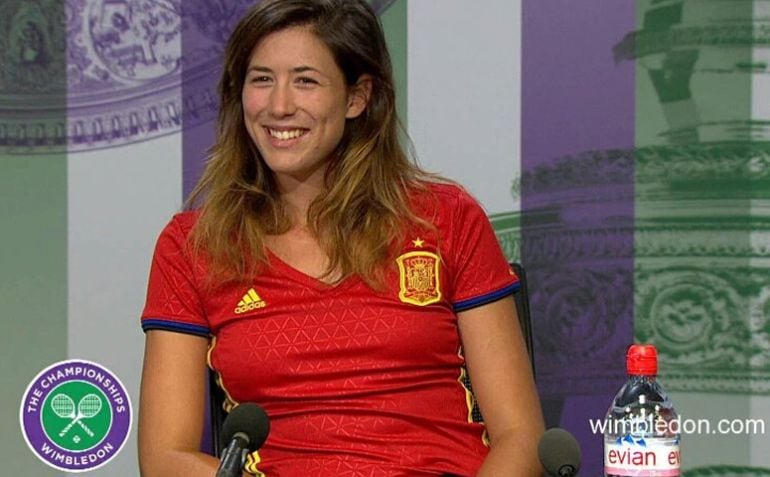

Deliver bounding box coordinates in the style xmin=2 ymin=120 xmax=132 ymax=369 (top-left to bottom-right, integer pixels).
xmin=537 ymin=428 xmax=581 ymax=477
xmin=216 ymin=403 xmax=270 ymax=477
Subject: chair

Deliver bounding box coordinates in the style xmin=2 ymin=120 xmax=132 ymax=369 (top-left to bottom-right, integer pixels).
xmin=208 ymin=370 xmax=227 ymax=456
xmin=463 ymin=262 xmax=535 ymax=423
xmin=208 ymin=262 xmax=535 ymax=453
xmin=511 ymin=262 xmax=536 ymax=377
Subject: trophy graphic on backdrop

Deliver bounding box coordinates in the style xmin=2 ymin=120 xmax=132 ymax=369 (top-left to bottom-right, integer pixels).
xmin=616 ymin=0 xmax=770 ymax=397
xmin=0 ymin=0 xmax=397 ymax=154
xmin=506 ymin=0 xmax=770 ymax=397
xmin=505 ymin=2 xmax=769 ymax=474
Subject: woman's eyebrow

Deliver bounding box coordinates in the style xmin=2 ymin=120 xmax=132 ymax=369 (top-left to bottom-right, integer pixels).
xmin=292 ymin=66 xmax=323 ymax=74
xmin=246 ymin=65 xmax=272 ymax=74
xmin=246 ymin=65 xmax=323 ymax=73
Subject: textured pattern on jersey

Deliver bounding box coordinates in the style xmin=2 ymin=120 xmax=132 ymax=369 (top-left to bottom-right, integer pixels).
xmin=142 ymin=214 xmax=208 ymax=334
xmin=141 ymin=183 xmax=519 ymax=476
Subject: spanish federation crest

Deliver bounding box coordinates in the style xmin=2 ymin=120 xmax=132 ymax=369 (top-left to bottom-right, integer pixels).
xmin=396 ymin=251 xmax=442 ymax=306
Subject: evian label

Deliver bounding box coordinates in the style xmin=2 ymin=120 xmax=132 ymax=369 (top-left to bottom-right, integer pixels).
xmin=604 ymin=436 xmax=680 ymax=477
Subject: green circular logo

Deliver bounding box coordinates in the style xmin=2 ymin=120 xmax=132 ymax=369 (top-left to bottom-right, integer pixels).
xmin=41 ymin=381 xmax=112 ymax=452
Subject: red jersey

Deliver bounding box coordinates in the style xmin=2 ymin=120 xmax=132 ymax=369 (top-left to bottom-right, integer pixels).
xmin=141 ymin=183 xmax=519 ymax=476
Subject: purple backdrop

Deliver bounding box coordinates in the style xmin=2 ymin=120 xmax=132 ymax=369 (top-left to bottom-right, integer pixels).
xmin=522 ymin=1 xmax=636 ymax=474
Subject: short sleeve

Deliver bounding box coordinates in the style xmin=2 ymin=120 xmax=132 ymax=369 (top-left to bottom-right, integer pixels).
xmin=445 ymin=188 xmax=520 ymax=313
xmin=140 ymin=215 xmax=210 ymax=337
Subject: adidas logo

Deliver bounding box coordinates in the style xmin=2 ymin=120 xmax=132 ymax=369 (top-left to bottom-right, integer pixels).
xmin=234 ymin=288 xmax=266 ymax=314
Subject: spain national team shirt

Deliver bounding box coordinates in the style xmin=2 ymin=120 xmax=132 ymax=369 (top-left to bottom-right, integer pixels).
xmin=141 ymin=183 xmax=520 ymax=477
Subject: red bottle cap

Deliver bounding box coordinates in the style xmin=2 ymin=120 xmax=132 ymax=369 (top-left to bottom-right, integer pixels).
xmin=627 ymin=344 xmax=658 ymax=375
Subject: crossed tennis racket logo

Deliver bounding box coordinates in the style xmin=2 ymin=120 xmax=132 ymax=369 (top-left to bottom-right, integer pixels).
xmin=50 ymin=393 xmax=103 ymax=438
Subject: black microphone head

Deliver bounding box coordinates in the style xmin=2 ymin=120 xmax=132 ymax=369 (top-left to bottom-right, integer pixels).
xmin=538 ymin=428 xmax=581 ymax=477
xmin=220 ymin=403 xmax=270 ymax=452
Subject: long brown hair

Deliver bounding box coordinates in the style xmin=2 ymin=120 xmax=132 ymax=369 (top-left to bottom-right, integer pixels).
xmin=187 ymin=0 xmax=438 ymax=286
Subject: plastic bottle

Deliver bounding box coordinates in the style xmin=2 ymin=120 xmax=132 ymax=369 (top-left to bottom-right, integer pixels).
xmin=604 ymin=344 xmax=680 ymax=477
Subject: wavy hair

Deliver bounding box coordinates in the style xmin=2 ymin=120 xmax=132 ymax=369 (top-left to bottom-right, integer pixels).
xmin=187 ymin=0 xmax=439 ymax=286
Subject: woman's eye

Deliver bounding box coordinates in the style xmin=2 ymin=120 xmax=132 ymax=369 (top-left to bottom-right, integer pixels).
xmin=250 ymin=76 xmax=271 ymax=83
xmin=297 ymin=77 xmax=319 ymax=85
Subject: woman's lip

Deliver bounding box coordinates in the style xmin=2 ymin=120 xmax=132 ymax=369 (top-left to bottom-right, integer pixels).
xmin=264 ymin=125 xmax=307 ymax=130
xmin=264 ymin=125 xmax=309 ymax=132
xmin=263 ymin=126 xmax=308 ymax=148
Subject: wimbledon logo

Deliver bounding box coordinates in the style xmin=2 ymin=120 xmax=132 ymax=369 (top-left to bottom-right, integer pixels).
xmin=19 ymin=359 xmax=132 ymax=472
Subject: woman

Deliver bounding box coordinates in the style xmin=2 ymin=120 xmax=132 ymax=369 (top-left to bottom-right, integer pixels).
xmin=138 ymin=0 xmax=543 ymax=475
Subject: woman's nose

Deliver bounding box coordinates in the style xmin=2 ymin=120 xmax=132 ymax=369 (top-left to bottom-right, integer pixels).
xmin=268 ymin=83 xmax=297 ymax=117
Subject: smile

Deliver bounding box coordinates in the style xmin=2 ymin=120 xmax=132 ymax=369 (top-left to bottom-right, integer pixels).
xmin=266 ymin=128 xmax=308 ymax=140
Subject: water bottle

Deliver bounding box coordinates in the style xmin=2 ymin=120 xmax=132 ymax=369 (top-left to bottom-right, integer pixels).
xmin=604 ymin=344 xmax=680 ymax=477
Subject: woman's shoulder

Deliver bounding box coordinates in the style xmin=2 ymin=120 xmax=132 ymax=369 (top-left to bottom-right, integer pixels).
xmin=422 ymin=180 xmax=464 ymax=197
xmin=413 ymin=180 xmax=480 ymax=212
xmin=158 ymin=210 xmax=201 ymax=241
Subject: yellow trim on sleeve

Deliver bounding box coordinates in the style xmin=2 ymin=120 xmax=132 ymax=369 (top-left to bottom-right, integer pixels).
xmin=455 ymin=347 xmax=476 ymax=424
xmin=244 ymin=450 xmax=265 ymax=477
xmin=207 ymin=335 xmax=239 ymax=412
xmin=456 ymin=347 xmax=490 ymax=448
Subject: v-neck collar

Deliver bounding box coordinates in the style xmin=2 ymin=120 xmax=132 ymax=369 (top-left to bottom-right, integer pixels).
xmin=265 ymin=248 xmax=359 ymax=293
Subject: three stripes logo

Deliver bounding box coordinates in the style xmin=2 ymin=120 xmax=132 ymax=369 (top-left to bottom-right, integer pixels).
xmin=234 ymin=288 xmax=267 ymax=314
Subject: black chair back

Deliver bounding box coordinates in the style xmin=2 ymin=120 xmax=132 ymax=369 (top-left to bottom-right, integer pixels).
xmin=511 ymin=262 xmax=536 ymax=378
xmin=208 ymin=372 xmax=226 ymax=456
xmin=463 ymin=262 xmax=535 ymax=422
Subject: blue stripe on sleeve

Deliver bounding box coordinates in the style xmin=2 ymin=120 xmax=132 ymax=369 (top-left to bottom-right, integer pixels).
xmin=142 ymin=319 xmax=210 ymax=337
xmin=452 ymin=281 xmax=521 ymax=313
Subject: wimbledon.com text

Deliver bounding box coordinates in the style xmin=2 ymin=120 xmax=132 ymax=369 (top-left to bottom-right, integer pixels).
xmin=590 ymin=416 xmax=766 ymax=436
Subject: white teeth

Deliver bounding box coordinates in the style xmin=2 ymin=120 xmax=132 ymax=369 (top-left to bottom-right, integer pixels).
xmin=268 ymin=129 xmax=304 ymax=140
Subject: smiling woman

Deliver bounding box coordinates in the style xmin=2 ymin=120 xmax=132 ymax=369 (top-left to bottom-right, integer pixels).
xmin=184 ymin=0 xmax=426 ymax=286
xmin=241 ymin=26 xmax=371 ymax=187
xmin=137 ymin=1 xmax=544 ymax=476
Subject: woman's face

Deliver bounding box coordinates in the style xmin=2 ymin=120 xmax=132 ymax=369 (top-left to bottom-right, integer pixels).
xmin=241 ymin=26 xmax=369 ymax=187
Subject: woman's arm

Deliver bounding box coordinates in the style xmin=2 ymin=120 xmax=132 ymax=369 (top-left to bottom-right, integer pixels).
xmin=139 ymin=330 xmax=238 ymax=476
xmin=457 ymin=295 xmax=545 ymax=476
